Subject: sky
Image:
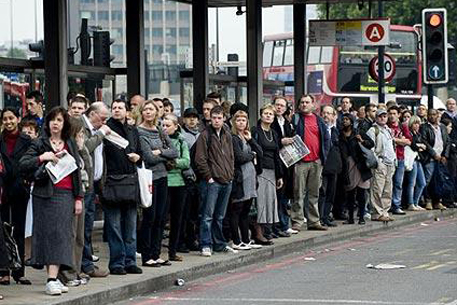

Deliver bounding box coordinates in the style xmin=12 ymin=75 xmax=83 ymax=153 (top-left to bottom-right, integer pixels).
xmin=0 ymin=0 xmax=316 ymax=62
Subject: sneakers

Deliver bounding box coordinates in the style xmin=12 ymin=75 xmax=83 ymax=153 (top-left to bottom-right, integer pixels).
xmin=46 ymin=281 xmax=62 ymax=295
xmin=286 ymin=228 xmax=299 ymax=235
xmin=247 ymin=241 xmax=263 ymax=249
xmin=56 ymin=279 xmax=69 ymax=293
xmin=201 ymin=247 xmax=212 ymax=257
xmin=222 ymin=246 xmax=239 ymax=254
xmin=91 ymin=255 xmax=100 ymax=262
xmin=66 ymin=279 xmax=81 ymax=287
xmin=434 ymin=203 xmax=447 ymax=210
xmin=232 ymin=243 xmax=251 ymax=250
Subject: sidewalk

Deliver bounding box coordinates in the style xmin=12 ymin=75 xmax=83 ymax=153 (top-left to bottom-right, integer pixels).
xmin=3 ymin=209 xmax=456 ymax=305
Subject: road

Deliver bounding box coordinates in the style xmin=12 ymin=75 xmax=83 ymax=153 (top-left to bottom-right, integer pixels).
xmin=117 ymin=218 xmax=457 ymax=305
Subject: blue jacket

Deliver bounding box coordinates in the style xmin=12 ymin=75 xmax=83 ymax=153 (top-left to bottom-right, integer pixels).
xmin=292 ymin=113 xmax=330 ymax=165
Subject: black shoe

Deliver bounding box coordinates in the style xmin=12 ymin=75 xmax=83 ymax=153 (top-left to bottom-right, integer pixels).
xmin=392 ymin=209 xmax=406 ymax=215
xmin=177 ymin=246 xmax=190 ymax=253
xmin=125 ymin=265 xmax=143 ymax=274
xmin=276 ymin=231 xmax=291 ymax=238
xmin=358 ymin=218 xmax=366 ymax=225
xmin=343 ymin=219 xmax=355 ymax=225
xmin=323 ymin=221 xmax=337 ymax=227
xmin=13 ymin=277 xmax=32 ymax=285
xmin=110 ymin=267 xmax=127 ymax=275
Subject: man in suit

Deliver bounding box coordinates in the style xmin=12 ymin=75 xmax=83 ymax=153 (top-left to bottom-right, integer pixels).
xmin=80 ymin=102 xmax=111 ymax=277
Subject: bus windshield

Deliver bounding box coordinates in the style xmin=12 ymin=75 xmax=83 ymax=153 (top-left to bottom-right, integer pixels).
xmin=338 ymin=30 xmax=419 ymax=95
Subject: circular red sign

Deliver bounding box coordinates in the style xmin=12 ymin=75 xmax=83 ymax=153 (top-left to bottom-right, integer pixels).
xmin=365 ymin=23 xmax=385 ymax=43
xmin=369 ymin=54 xmax=396 ymax=82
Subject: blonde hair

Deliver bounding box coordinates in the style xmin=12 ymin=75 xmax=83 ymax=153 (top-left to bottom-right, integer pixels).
xmin=408 ymin=115 xmax=422 ymax=130
xmin=231 ymin=110 xmax=249 ymax=134
xmin=164 ymin=113 xmax=179 ymax=126
xmin=140 ymin=100 xmax=159 ymax=126
xmin=260 ymin=103 xmax=276 ymax=116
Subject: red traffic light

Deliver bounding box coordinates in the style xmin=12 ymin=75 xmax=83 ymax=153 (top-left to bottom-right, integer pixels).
xmin=429 ymin=14 xmax=442 ymax=27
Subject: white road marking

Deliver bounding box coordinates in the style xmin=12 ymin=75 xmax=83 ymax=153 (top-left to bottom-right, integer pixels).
xmin=149 ymin=297 xmax=447 ymax=304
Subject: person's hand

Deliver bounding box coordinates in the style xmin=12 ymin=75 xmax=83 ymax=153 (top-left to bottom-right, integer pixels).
xmin=152 ymin=149 xmax=161 ymax=156
xmin=74 ymin=199 xmax=83 ymax=215
xmin=243 ymin=130 xmax=252 ymax=141
xmin=127 ymin=153 xmax=140 ymax=163
xmin=40 ymin=152 xmax=59 ymax=164
xmin=355 ymin=135 xmax=363 ymax=143
xmin=76 ymin=132 xmax=85 ymax=150
xmin=208 ymin=178 xmax=215 ymax=184
xmin=276 ymin=178 xmax=284 ymax=189
xmin=434 ymin=154 xmax=441 ymax=161
xmin=281 ymin=137 xmax=294 ymax=146
xmin=99 ymin=125 xmax=112 ymax=135
xmin=441 ymin=156 xmax=447 ymax=164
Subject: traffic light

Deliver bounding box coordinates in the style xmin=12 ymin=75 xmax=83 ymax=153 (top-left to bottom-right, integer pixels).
xmin=422 ymin=8 xmax=448 ymax=84
xmin=93 ymin=31 xmax=114 ymax=67
xmin=29 ymin=40 xmax=44 ymax=61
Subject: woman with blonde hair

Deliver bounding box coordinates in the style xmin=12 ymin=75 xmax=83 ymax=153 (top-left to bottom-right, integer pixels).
xmin=251 ymin=104 xmax=283 ymax=244
xmin=137 ymin=100 xmax=178 ymax=267
xmin=230 ymin=110 xmax=263 ymax=250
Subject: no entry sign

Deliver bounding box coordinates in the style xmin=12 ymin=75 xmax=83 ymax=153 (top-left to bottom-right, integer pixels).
xmin=369 ymin=54 xmax=396 ymax=82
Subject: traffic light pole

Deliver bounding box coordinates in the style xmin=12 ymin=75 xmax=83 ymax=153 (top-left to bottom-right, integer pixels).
xmin=377 ymin=0 xmax=385 ymax=104
xmin=427 ymin=85 xmax=434 ymax=109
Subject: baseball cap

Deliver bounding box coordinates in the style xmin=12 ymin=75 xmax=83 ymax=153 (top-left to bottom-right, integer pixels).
xmin=376 ymin=109 xmax=388 ymax=117
xmin=183 ymin=107 xmax=199 ymax=118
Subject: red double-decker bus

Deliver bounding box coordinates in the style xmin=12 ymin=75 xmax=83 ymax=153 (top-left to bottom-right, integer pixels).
xmin=263 ymin=25 xmax=422 ymax=108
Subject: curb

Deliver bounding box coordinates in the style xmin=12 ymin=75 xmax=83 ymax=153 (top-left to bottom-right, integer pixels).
xmin=51 ymin=209 xmax=456 ymax=305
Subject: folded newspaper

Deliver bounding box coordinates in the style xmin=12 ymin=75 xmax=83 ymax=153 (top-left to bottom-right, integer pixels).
xmin=105 ymin=130 xmax=129 ymax=149
xmin=45 ymin=150 xmax=78 ymax=184
xmin=279 ymin=135 xmax=310 ymax=168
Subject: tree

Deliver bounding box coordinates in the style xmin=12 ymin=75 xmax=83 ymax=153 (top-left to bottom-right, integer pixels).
xmin=6 ymin=48 xmax=27 ymax=59
xmin=317 ymin=1 xmax=457 ymax=44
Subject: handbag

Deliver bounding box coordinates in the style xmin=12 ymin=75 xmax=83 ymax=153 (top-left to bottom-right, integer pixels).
xmin=2 ymin=222 xmax=22 ymax=271
xmin=137 ymin=164 xmax=153 ymax=208
xmin=359 ymin=143 xmax=378 ymax=169
xmin=101 ymin=173 xmax=139 ymax=205
xmin=404 ymin=146 xmax=418 ymax=172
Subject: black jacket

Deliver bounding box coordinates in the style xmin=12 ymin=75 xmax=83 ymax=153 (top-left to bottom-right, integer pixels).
xmin=419 ymin=123 xmax=450 ymax=164
xmin=231 ymin=134 xmax=263 ymax=200
xmin=103 ymin=118 xmax=143 ymax=177
xmin=0 ymin=133 xmax=31 ymax=201
xmin=357 ymin=117 xmax=374 ymax=137
xmin=338 ymin=129 xmax=374 ymax=184
xmin=19 ymin=136 xmax=84 ymax=199
xmin=271 ymin=116 xmax=295 ymax=196
xmin=323 ymin=126 xmax=342 ymax=175
xmin=252 ymin=123 xmax=283 ymax=179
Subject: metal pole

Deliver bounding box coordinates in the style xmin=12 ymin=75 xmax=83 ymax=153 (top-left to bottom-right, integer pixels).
xmin=10 ymin=0 xmax=13 ymax=56
xmin=326 ymin=2 xmax=330 ymax=20
xmin=427 ymin=85 xmax=434 ymax=109
xmin=293 ymin=3 xmax=306 ymax=102
xmin=377 ymin=0 xmax=385 ymax=104
xmin=216 ymin=8 xmax=220 ymax=62
xmin=34 ymin=0 xmax=38 ymax=42
xmin=368 ymin=0 xmax=372 ymax=18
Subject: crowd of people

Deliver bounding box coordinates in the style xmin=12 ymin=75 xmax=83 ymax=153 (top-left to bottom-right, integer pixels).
xmin=0 ymin=90 xmax=456 ymax=299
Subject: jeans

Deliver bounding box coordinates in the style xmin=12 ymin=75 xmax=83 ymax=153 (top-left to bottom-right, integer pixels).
xmin=405 ymin=161 xmax=427 ymax=206
xmin=103 ymin=203 xmax=137 ymax=270
xmin=391 ymin=160 xmax=406 ymax=210
xmin=81 ymin=190 xmax=96 ymax=273
xmin=423 ymin=161 xmax=437 ymax=200
xmin=199 ymin=181 xmax=232 ymax=251
xmin=275 ymin=191 xmax=290 ymax=232
xmin=138 ymin=177 xmax=168 ymax=262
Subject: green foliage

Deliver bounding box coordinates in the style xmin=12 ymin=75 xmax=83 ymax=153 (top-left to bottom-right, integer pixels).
xmin=6 ymin=48 xmax=27 ymax=59
xmin=317 ymin=1 xmax=457 ymax=43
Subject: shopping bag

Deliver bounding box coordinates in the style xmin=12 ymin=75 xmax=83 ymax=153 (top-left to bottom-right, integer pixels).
xmin=137 ymin=163 xmax=153 ymax=208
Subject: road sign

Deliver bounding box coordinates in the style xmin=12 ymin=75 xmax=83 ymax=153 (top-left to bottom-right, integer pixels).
xmin=309 ymin=19 xmax=390 ymax=46
xmin=369 ymin=54 xmax=396 ymax=82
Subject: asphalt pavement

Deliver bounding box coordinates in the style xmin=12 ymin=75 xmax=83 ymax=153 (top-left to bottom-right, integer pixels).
xmin=118 ymin=218 xmax=457 ymax=305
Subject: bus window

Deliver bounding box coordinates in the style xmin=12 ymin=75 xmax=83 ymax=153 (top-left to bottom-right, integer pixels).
xmin=284 ymin=39 xmax=294 ymax=66
xmin=307 ymin=46 xmax=320 ymax=64
xmin=272 ymin=40 xmax=286 ymax=66
xmin=263 ymin=41 xmax=274 ymax=67
xmin=321 ymin=46 xmax=333 ymax=64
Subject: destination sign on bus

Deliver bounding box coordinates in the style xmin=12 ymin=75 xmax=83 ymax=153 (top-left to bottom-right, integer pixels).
xmin=309 ymin=19 xmax=390 ymax=46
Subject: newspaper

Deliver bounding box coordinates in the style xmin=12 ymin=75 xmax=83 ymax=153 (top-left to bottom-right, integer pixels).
xmin=279 ymin=135 xmax=310 ymax=168
xmin=45 ymin=150 xmax=78 ymax=184
xmin=105 ymin=130 xmax=129 ymax=149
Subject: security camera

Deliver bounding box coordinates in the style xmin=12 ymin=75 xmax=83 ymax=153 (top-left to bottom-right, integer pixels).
xmin=236 ymin=6 xmax=245 ymax=16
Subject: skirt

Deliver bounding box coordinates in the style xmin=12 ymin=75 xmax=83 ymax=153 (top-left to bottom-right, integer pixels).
xmin=256 ymin=169 xmax=279 ymax=224
xmin=31 ymin=188 xmax=74 ymax=269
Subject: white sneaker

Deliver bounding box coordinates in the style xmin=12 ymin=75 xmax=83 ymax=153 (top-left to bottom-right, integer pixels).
xmin=247 ymin=241 xmax=263 ymax=249
xmin=46 ymin=281 xmax=62 ymax=295
xmin=201 ymin=247 xmax=212 ymax=257
xmin=286 ymin=228 xmax=298 ymax=234
xmin=56 ymin=279 xmax=69 ymax=293
xmin=232 ymin=243 xmax=251 ymax=250
xmin=222 ymin=246 xmax=239 ymax=254
xmin=92 ymin=255 xmax=100 ymax=262
xmin=66 ymin=279 xmax=80 ymax=287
